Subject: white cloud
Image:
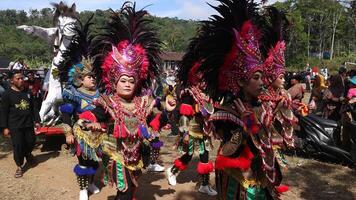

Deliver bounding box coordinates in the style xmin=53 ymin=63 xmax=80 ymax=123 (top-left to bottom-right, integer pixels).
xmin=151 ymin=0 xmax=218 ymax=20
xmin=179 ymin=1 xmax=216 ymax=20
xmin=152 ymin=0 xmax=283 ymax=20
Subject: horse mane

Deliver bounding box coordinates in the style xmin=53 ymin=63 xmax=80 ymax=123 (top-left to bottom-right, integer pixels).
xmin=51 ymin=1 xmax=78 ymax=25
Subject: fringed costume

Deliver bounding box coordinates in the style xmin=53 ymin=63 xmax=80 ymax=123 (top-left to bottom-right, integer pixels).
xmin=84 ymin=3 xmax=168 ymax=199
xmin=179 ymin=0 xmax=293 ymax=199
xmin=166 ymin=64 xmax=217 ymax=195
xmin=258 ymin=7 xmax=297 ymax=171
xmin=57 ymin=15 xmax=103 ymax=200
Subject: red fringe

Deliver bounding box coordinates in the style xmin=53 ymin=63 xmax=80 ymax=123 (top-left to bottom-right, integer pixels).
xmin=276 ymin=184 xmax=289 ymax=193
xmin=113 ymin=123 xmax=127 ymax=138
xmin=215 ymin=146 xmax=254 ymax=171
xmin=179 ymin=104 xmax=195 ymax=116
xmin=149 ymin=113 xmax=161 ymax=131
xmin=197 ymin=161 xmax=214 ymax=174
xmin=78 ymin=111 xmax=97 ymax=122
xmin=174 ymin=159 xmax=188 ymax=171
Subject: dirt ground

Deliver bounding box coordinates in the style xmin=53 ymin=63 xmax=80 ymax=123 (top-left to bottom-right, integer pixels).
xmin=0 ymin=133 xmax=355 ymax=200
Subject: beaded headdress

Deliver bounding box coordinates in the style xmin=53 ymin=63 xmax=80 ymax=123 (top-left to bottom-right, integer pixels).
xmin=96 ymin=2 xmax=161 ymax=93
xmin=262 ymin=7 xmax=289 ymax=86
xmin=179 ymin=0 xmax=266 ymax=99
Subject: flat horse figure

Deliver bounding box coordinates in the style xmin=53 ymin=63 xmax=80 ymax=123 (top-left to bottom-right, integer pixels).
xmin=18 ymin=2 xmax=78 ymax=123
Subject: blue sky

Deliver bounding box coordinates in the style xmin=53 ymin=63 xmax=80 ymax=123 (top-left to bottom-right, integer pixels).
xmin=0 ymin=0 xmax=281 ymax=20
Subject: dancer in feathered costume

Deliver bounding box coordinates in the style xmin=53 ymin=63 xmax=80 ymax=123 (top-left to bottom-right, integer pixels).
xmin=82 ymin=2 xmax=170 ymax=199
xmin=258 ymin=7 xmax=297 ymax=170
xmin=56 ymin=15 xmax=102 ymax=200
xmin=165 ymin=60 xmax=217 ymax=196
xmin=179 ymin=0 xmax=290 ymax=199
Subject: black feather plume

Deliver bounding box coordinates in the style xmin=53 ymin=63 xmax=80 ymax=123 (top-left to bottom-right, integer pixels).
xmin=178 ymin=0 xmax=264 ymax=99
xmin=58 ymin=14 xmax=96 ymax=85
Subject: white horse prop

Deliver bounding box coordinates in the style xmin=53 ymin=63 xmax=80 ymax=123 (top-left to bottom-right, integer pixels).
xmin=17 ymin=2 xmax=78 ymax=123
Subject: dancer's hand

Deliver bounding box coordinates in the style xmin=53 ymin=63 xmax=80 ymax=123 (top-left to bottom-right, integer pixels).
xmin=233 ymin=98 xmax=252 ymax=118
xmin=66 ymin=135 xmax=74 ymax=144
xmin=86 ymin=122 xmax=105 ymax=132
xmin=3 ymin=128 xmax=10 ymax=137
xmin=165 ymin=96 xmax=176 ymax=111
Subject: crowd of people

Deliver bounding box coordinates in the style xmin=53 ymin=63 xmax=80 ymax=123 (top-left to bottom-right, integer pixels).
xmin=1 ymin=1 xmax=356 ymax=200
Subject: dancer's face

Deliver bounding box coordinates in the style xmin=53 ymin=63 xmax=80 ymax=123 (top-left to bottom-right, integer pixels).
xmin=241 ymin=71 xmax=264 ymax=99
xmin=272 ymin=74 xmax=285 ymax=90
xmin=116 ymin=75 xmax=136 ymax=99
xmin=82 ymin=75 xmax=96 ymax=90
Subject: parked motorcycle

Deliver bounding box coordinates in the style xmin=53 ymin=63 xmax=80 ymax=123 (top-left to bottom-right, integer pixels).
xmin=295 ymin=113 xmax=354 ymax=165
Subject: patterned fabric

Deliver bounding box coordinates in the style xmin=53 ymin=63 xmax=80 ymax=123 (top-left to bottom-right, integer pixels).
xmin=62 ymin=86 xmax=99 ymax=113
xmin=96 ymin=2 xmax=161 ymax=93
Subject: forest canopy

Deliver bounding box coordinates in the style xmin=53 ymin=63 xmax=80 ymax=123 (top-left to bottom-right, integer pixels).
xmin=0 ymin=0 xmax=355 ymax=71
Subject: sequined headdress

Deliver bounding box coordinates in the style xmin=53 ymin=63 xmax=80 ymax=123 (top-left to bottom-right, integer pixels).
xmin=262 ymin=7 xmax=289 ymax=86
xmin=94 ymin=2 xmax=161 ymax=94
xmin=179 ymin=0 xmax=267 ymax=99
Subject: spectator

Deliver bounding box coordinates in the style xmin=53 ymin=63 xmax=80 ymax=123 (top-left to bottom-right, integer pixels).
xmin=0 ymin=74 xmax=6 ymax=129
xmin=1 ymin=70 xmax=41 ymax=178
xmin=24 ymin=72 xmax=43 ymax=109
xmin=305 ymin=72 xmax=311 ymax=92
xmin=8 ymin=61 xmax=15 ymax=70
xmin=309 ymin=74 xmax=327 ymax=115
xmin=323 ymin=72 xmax=346 ymax=121
xmin=11 ymin=59 xmax=28 ymax=70
xmin=288 ymin=74 xmax=304 ymax=102
xmin=0 ymin=73 xmax=5 ymax=98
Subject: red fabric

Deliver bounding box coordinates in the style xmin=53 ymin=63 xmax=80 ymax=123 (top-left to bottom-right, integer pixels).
xmin=197 ymin=161 xmax=214 ymax=174
xmin=78 ymin=111 xmax=97 ymax=122
xmin=188 ymin=61 xmax=202 ymax=85
xmin=251 ymin=124 xmax=260 ymax=135
xmin=76 ymin=142 xmax=81 ymax=156
xmin=179 ymin=104 xmax=195 ymax=116
xmin=174 ymin=159 xmax=188 ymax=171
xmin=218 ymin=44 xmax=238 ymax=91
xmin=149 ymin=113 xmax=161 ymax=131
xmin=276 ymin=184 xmax=289 ymax=193
xmin=35 ymin=127 xmax=64 ymax=135
xmin=215 ymin=146 xmax=254 ymax=171
xmin=113 ymin=122 xmax=127 ymax=138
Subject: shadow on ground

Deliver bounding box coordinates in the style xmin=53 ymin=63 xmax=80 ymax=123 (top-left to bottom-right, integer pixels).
xmin=105 ymin=173 xmax=176 ymax=200
xmin=285 ymin=161 xmax=355 ymax=200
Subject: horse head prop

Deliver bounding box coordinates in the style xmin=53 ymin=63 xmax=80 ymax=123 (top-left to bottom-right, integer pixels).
xmin=39 ymin=1 xmax=79 ymax=124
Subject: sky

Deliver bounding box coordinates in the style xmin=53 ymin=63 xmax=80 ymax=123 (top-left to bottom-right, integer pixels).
xmin=0 ymin=0 xmax=281 ymax=20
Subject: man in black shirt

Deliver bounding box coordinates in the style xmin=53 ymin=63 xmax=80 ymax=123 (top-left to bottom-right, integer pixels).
xmin=1 ymin=71 xmax=41 ymax=178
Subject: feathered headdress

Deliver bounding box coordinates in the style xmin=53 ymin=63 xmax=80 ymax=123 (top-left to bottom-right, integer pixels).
xmin=262 ymin=7 xmax=289 ymax=86
xmin=59 ymin=14 xmax=97 ymax=87
xmin=93 ymin=2 xmax=161 ymax=94
xmin=179 ymin=0 xmax=266 ymax=99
